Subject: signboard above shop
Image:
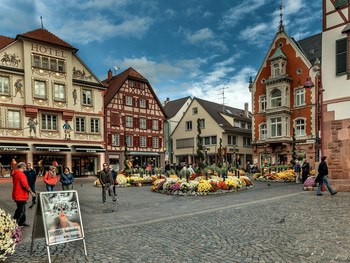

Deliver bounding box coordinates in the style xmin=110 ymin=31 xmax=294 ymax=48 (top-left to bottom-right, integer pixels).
xmin=0 ymin=143 xmax=30 ymax=151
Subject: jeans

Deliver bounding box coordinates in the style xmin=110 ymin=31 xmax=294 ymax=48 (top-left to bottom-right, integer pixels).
xmin=317 ymin=176 xmax=335 ymax=195
xmin=29 ymin=184 xmax=36 ymax=204
xmin=14 ymin=201 xmax=26 ymax=225
xmin=102 ymin=183 xmax=116 ymax=202
xmin=46 ymin=184 xmax=55 ymax=191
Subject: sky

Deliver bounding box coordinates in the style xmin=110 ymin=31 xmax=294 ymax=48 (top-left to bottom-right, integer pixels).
xmin=0 ymin=0 xmax=322 ymax=110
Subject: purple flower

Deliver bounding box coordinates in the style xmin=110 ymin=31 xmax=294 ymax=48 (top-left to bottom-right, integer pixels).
xmin=157 ymin=180 xmax=166 ymax=190
xmin=11 ymin=226 xmax=22 ymax=245
xmin=304 ymin=177 xmax=315 ymax=187
xmin=170 ymin=183 xmax=180 ymax=192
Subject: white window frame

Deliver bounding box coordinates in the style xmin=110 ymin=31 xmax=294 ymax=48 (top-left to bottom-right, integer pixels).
xmin=75 ymin=117 xmax=85 ymax=132
xmin=139 ymin=99 xmax=146 ymax=108
xmin=202 ymin=136 xmax=217 ymax=146
xmin=295 ymin=119 xmax=305 ymax=137
xmin=295 ymin=88 xmax=305 ymax=106
xmin=34 ymin=80 xmax=47 ymax=99
xmin=126 ymin=116 xmax=133 ymax=128
xmin=112 ymin=134 xmax=119 ymax=146
xmin=260 ymin=123 xmax=267 ymax=140
xmin=152 ymin=119 xmax=159 ymax=130
xmin=91 ymin=118 xmax=99 ymax=133
xmin=260 ymin=95 xmax=267 ymax=112
xmin=53 ymin=83 xmax=65 ymax=101
xmin=126 ymin=135 xmax=133 ymax=147
xmin=185 ymin=121 xmax=192 ymax=131
xmin=140 ymin=136 xmax=147 ymax=148
xmin=152 ymin=137 xmax=159 ymax=148
xmin=126 ymin=96 xmax=133 ymax=106
xmin=199 ymin=118 xmax=205 ymax=129
xmin=7 ymin=110 xmax=21 ymax=129
xmin=271 ymin=89 xmax=282 ymax=108
xmin=42 ymin=114 xmax=57 ymax=131
xmin=0 ymin=76 xmax=9 ymax=95
xmin=82 ymin=89 xmax=92 ymax=105
xmin=271 ymin=117 xmax=282 ymax=137
xmin=140 ymin=118 xmax=146 ymax=129
xmin=274 ymin=63 xmax=280 ymax=77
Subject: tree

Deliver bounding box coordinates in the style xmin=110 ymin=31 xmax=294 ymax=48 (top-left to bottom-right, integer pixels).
xmin=196 ymin=118 xmax=205 ymax=173
xmin=218 ymin=138 xmax=223 ymax=168
xmin=290 ymin=128 xmax=297 ymax=166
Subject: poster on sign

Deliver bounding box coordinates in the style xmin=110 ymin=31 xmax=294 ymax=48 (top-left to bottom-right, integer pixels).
xmin=40 ymin=190 xmax=84 ymax=245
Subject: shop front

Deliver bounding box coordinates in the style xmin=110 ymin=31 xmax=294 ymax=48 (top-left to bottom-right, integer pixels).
xmin=0 ymin=143 xmax=29 ymax=177
xmin=108 ymin=154 xmax=120 ymax=172
xmin=128 ymin=152 xmax=160 ymax=169
xmin=72 ymin=145 xmax=105 ymax=177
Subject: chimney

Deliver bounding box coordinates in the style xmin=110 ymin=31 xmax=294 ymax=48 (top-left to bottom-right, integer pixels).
xmin=107 ymin=69 xmax=112 ymax=81
xmin=244 ymin=103 xmax=249 ymax=117
xmin=164 ymin=97 xmax=170 ymax=105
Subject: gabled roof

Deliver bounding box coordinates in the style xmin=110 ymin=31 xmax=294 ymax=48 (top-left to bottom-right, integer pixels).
xmin=296 ymin=33 xmax=322 ymax=65
xmin=16 ymin=28 xmax=77 ymax=51
xmin=0 ymin=35 xmax=15 ymax=50
xmin=195 ymin=97 xmax=251 ymax=134
xmin=103 ymin=67 xmax=167 ymax=117
xmin=163 ymin=96 xmax=192 ymax=118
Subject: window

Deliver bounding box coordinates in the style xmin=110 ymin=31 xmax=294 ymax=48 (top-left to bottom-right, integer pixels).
xmin=126 ymin=135 xmax=133 ymax=147
xmin=140 ymin=118 xmax=146 ymax=129
xmin=126 ymin=116 xmax=133 ymax=128
xmin=274 ymin=63 xmax=280 ymax=77
xmin=112 ymin=134 xmax=119 ymax=146
xmin=199 ymin=118 xmax=205 ymax=129
xmin=42 ymin=57 xmax=49 ymax=69
xmin=0 ymin=76 xmax=9 ymax=94
xmin=228 ymin=135 xmax=237 ymax=145
xmin=271 ymin=89 xmax=282 ymax=108
xmin=33 ymin=55 xmax=40 ymax=67
xmin=241 ymin=122 xmax=246 ymax=129
xmin=271 ymin=117 xmax=282 ymax=137
xmin=260 ymin=96 xmax=267 ymax=112
xmin=243 ymin=137 xmax=251 ymax=147
xmin=248 ymin=124 xmax=252 ymax=130
xmin=335 ymin=0 xmax=348 ymax=9
xmin=82 ymin=89 xmax=92 ymax=105
xmin=152 ymin=137 xmax=159 ymax=148
xmin=32 ymin=55 xmax=65 ymax=72
xmin=34 ymin=80 xmax=46 ymax=98
xmin=140 ymin=136 xmax=147 ymax=147
xmin=50 ymin=59 xmax=57 ymax=71
xmin=91 ymin=118 xmax=99 ymax=133
xmin=261 ymin=124 xmax=267 ymax=140
xmin=234 ymin=119 xmax=240 ymax=127
xmin=129 ymin=80 xmax=134 ymax=87
xmin=58 ymin=61 xmax=65 ymax=72
xmin=296 ymin=119 xmax=305 ymax=137
xmin=7 ymin=110 xmax=20 ymax=128
xmin=202 ymin=136 xmax=217 ymax=146
xmin=295 ymin=89 xmax=304 ymax=106
xmin=140 ymin=83 xmax=145 ymax=89
xmin=336 ymin=38 xmax=347 ymax=75
xmin=140 ymin=99 xmax=146 ymax=108
xmin=54 ymin=83 xmax=65 ymax=101
xmin=75 ymin=117 xmax=85 ymax=132
xmin=126 ymin=96 xmax=132 ymax=106
xmin=192 ymin=107 xmax=198 ymax=114
xmin=152 ymin=119 xmax=159 ymax=130
xmin=186 ymin=121 xmax=192 ymax=131
xmin=42 ymin=114 xmax=57 ymax=130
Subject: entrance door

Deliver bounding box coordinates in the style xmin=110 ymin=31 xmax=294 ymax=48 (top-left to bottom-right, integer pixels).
xmin=72 ymin=157 xmax=81 ymax=177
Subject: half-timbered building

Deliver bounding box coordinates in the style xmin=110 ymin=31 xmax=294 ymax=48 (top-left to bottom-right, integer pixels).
xmin=103 ymin=68 xmax=166 ymax=170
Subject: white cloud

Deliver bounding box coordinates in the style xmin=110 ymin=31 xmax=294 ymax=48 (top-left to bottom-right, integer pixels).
xmin=186 ymin=28 xmax=214 ymax=44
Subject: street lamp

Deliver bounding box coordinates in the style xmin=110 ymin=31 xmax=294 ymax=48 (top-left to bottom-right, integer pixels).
xmin=303 ymin=60 xmax=323 ymax=160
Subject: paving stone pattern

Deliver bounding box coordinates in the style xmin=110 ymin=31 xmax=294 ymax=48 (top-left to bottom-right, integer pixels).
xmin=1 ymin=177 xmax=349 ymax=263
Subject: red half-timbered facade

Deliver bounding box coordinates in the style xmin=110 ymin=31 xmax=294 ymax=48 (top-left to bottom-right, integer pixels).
xmin=103 ymin=68 xmax=166 ymax=170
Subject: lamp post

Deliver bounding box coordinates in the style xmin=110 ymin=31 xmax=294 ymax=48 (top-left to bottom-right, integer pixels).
xmin=303 ymin=60 xmax=323 ymax=160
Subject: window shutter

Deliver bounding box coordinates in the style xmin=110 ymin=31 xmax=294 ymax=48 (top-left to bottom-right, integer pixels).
xmin=147 ymin=119 xmax=152 ymax=129
xmin=133 ymin=136 xmax=137 ymax=148
xmin=158 ymin=120 xmax=162 ymax=131
xmin=135 ymin=117 xmax=139 ymax=128
xmin=134 ymin=98 xmax=138 ymax=107
xmin=146 ymin=99 xmax=149 ymax=109
xmin=111 ymin=113 xmax=119 ymax=126
xmin=133 ymin=117 xmax=137 ymax=128
xmin=123 ymin=95 xmax=126 ymax=105
xmin=122 ymin=116 xmax=126 ymax=127
xmin=159 ymin=138 xmax=162 ymax=149
xmin=107 ymin=133 xmax=112 ymax=145
xmin=120 ymin=135 xmax=125 ymax=146
xmin=147 ymin=137 xmax=152 ymax=148
xmin=336 ymin=38 xmax=348 ymax=75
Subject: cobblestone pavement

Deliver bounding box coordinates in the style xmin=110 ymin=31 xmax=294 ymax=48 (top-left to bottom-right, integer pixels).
xmin=1 ymin=177 xmax=349 ymax=263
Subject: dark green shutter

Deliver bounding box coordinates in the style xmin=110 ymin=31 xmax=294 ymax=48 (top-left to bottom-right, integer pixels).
xmin=336 ymin=38 xmax=348 ymax=75
xmin=335 ymin=0 xmax=348 ymax=9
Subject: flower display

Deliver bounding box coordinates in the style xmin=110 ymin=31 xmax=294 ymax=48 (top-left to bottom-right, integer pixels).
xmin=225 ymin=179 xmax=237 ymax=190
xmin=180 ymin=182 xmax=190 ymax=192
xmin=117 ymin=175 xmax=126 ymax=185
xmin=0 ymin=209 xmax=22 ymax=261
xmin=143 ymin=175 xmax=153 ymax=181
xmin=169 ymin=175 xmax=179 ymax=179
xmin=209 ymin=182 xmax=218 ymax=192
xmin=163 ymin=180 xmax=178 ymax=191
xmin=151 ymin=186 xmax=157 ymax=191
xmin=304 ymin=177 xmax=316 ymax=187
xmin=157 ymin=180 xmax=167 ymax=191
xmin=253 ymin=173 xmax=261 ymax=180
xmin=190 ymin=173 xmax=201 ymax=180
xmin=189 ymin=181 xmax=199 ymax=191
xmin=169 ymin=183 xmax=181 ymax=192
xmin=218 ymin=181 xmax=229 ymax=190
xmin=240 ymin=176 xmax=254 ymax=186
xmin=198 ymin=180 xmax=211 ymax=192
xmin=93 ymin=179 xmax=101 ymax=186
xmin=227 ymin=176 xmax=242 ymax=188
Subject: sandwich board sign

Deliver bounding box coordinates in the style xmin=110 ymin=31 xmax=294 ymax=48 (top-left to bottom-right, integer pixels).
xmin=30 ymin=190 xmax=87 ymax=263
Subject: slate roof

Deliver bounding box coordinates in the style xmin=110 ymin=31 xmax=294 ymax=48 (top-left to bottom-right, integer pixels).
xmin=195 ymin=97 xmax=251 ymax=135
xmin=0 ymin=35 xmax=15 ymax=50
xmin=296 ymin=33 xmax=322 ymax=65
xmin=16 ymin=28 xmax=77 ymax=51
xmin=163 ymin=96 xmax=191 ymax=119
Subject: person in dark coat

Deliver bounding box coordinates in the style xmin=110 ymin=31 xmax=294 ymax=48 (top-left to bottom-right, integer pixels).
xmin=301 ymin=159 xmax=310 ymax=184
xmin=316 ymin=156 xmax=337 ymax=196
xmin=99 ymin=163 xmax=117 ymax=203
xmin=294 ymin=161 xmax=301 ymax=183
xmin=24 ymin=163 xmax=37 ymax=208
xmin=60 ymin=167 xmax=74 ymax=190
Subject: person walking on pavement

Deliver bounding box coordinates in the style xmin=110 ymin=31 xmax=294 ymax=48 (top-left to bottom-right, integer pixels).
xmin=294 ymin=161 xmax=301 ymax=183
xmin=301 ymin=159 xmax=310 ymax=184
xmin=12 ymin=162 xmax=36 ymax=227
xmin=99 ymin=163 xmax=117 ymax=203
xmin=316 ymin=156 xmax=337 ymax=196
xmin=60 ymin=167 xmax=74 ymax=190
xmin=24 ymin=163 xmax=36 ymax=208
xmin=44 ymin=166 xmax=57 ymax=191
xmin=109 ymin=166 xmax=117 ymax=196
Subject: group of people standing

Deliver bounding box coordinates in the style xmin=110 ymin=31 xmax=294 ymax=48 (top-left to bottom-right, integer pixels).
xmin=12 ymin=162 xmax=75 ymax=227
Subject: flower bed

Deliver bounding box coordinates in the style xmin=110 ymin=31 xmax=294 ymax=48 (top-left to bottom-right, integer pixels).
xmin=253 ymin=170 xmax=297 ymax=182
xmin=0 ymin=209 xmax=22 ymax=261
xmin=151 ymin=175 xmax=254 ymax=196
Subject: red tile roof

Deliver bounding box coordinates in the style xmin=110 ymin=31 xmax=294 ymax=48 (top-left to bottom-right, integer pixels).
xmin=0 ymin=35 xmax=15 ymax=50
xmin=17 ymin=28 xmax=77 ymax=51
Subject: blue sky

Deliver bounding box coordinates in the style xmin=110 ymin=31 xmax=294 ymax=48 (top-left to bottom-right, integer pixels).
xmin=0 ymin=0 xmax=322 ymax=109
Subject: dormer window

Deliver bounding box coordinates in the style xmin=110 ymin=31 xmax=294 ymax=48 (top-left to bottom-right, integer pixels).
xmin=274 ymin=64 xmax=280 ymax=77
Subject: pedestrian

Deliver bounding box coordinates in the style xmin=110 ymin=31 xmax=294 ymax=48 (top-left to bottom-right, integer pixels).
xmin=44 ymin=166 xmax=57 ymax=191
xmin=316 ymin=156 xmax=337 ymax=196
xmin=109 ymin=166 xmax=117 ymax=196
xmin=301 ymin=159 xmax=310 ymax=184
xmin=24 ymin=163 xmax=37 ymax=208
xmin=60 ymin=167 xmax=74 ymax=190
xmin=99 ymin=163 xmax=117 ymax=203
xmin=12 ymin=162 xmax=36 ymax=227
xmin=294 ymin=161 xmax=301 ymax=183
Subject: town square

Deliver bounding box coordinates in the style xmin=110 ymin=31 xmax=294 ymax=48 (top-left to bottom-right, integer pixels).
xmin=1 ymin=0 xmax=350 ymax=262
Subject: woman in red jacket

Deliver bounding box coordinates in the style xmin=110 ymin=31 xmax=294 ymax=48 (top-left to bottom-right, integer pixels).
xmin=44 ymin=166 xmax=57 ymax=191
xmin=12 ymin=162 xmax=35 ymax=226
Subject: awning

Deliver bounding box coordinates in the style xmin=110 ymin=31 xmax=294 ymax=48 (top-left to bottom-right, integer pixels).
xmin=34 ymin=144 xmax=71 ymax=152
xmin=0 ymin=143 xmax=29 ymax=151
xmin=128 ymin=152 xmax=160 ymax=156
xmin=74 ymin=145 xmax=105 ymax=153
